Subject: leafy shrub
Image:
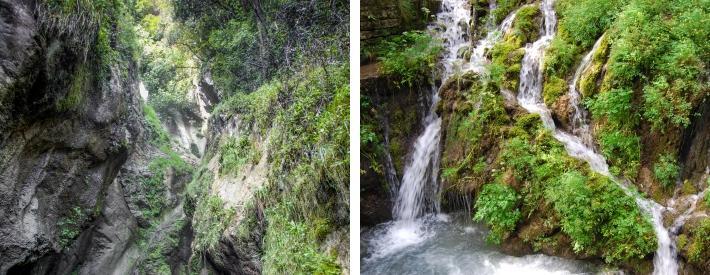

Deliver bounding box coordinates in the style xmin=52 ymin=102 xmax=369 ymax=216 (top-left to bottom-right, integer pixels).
xmin=687 ymin=219 xmax=710 ymax=263
xmin=545 ymin=173 xmax=657 ymax=262
xmin=545 ymin=172 xmax=595 ymax=252
xmin=473 ymin=183 xmax=522 ymax=244
xmin=597 ymin=129 xmax=640 ymax=177
xmin=653 ymin=154 xmax=680 ymax=188
xmin=543 ymin=35 xmax=579 ymax=78
xmin=555 ymin=0 xmax=624 ymax=47
xmin=642 ymin=76 xmax=692 ymax=131
xmin=586 ymin=88 xmax=637 ymax=128
xmin=378 ymin=31 xmax=442 ymax=87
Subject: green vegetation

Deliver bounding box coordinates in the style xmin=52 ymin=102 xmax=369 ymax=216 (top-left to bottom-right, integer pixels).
xmin=143 ymin=104 xmax=171 ymax=148
xmin=492 ymin=0 xmax=522 ymax=24
xmin=45 ymin=0 xmax=139 ymax=76
xmin=262 ymin=203 xmax=340 ymax=275
xmin=437 ymin=70 xmax=656 ymax=265
xmin=473 ymin=183 xmax=521 ymax=244
xmin=575 ymin=0 xmax=709 ymax=177
xmin=139 ymin=219 xmax=187 ymax=274
xmin=546 ymin=172 xmax=656 ymax=262
xmin=141 ymin=150 xmax=193 ymax=219
xmin=542 ymin=75 xmax=566 ymax=107
xmin=192 ymin=195 xmax=235 ymax=252
xmin=58 ymin=207 xmax=88 ymax=248
xmin=653 ymin=154 xmax=680 ymax=188
xmin=219 ymin=136 xmax=259 ymax=176
xmin=377 ymin=31 xmax=443 ymax=87
xmin=686 ymin=219 xmax=710 ymax=264
xmin=132 ymin=0 xmax=197 ymax=115
xmin=57 ymin=65 xmax=88 ymax=111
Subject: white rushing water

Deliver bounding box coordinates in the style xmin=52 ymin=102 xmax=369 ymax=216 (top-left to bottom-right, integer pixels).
xmin=363 ymin=213 xmax=602 ymax=274
xmin=468 ymin=5 xmax=518 ymax=73
xmin=515 ymin=1 xmax=677 ymax=274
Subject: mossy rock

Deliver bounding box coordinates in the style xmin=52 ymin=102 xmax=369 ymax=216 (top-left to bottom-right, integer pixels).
xmin=543 ymin=75 xmax=568 ymax=106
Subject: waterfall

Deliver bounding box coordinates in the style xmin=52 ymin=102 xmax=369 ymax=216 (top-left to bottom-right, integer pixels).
xmin=468 ymin=8 xmax=518 ymax=73
xmin=515 ymin=1 xmax=677 ymax=274
xmin=393 ymin=0 xmax=471 ymax=221
xmin=567 ymin=34 xmax=605 ymax=147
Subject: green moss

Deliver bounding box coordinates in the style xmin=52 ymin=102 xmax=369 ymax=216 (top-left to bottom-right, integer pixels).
xmin=543 ymin=34 xmax=579 ymax=79
xmin=511 ymin=5 xmax=541 ymax=43
xmin=492 ymin=0 xmax=522 ymax=24
xmin=542 ymin=76 xmax=567 ymax=106
xmin=143 ymin=104 xmax=171 ymax=147
xmin=142 ymin=151 xmax=192 ymax=219
xmin=57 ymin=65 xmax=88 ymax=111
xmin=489 ymin=6 xmax=539 ymax=90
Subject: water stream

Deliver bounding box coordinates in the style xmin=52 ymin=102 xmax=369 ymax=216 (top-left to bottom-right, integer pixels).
xmin=515 ymin=1 xmax=677 ymax=274
xmin=363 ymin=1 xmax=605 ymax=273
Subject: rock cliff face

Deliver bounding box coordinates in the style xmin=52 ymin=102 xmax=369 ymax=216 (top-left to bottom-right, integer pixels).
xmin=0 ymin=1 xmax=143 ymax=273
xmin=0 ymin=1 xmax=198 ymax=274
xmin=360 ymin=0 xmax=440 ymax=46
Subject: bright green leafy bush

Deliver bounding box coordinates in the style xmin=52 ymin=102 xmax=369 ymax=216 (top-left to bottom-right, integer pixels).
xmin=378 ymin=31 xmax=442 ymax=87
xmin=653 ymin=154 xmax=680 ymax=188
xmin=473 ymin=183 xmax=521 ymax=244
xmin=545 ymin=172 xmax=656 ymax=262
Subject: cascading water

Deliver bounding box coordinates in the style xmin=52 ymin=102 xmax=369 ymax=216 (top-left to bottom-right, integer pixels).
xmin=363 ymin=1 xmax=602 ymax=273
xmin=468 ymin=5 xmax=518 ymax=73
xmin=566 ymin=34 xmax=605 ymax=147
xmin=393 ymin=0 xmax=473 ymax=221
xmin=516 ymin=1 xmax=677 ymax=274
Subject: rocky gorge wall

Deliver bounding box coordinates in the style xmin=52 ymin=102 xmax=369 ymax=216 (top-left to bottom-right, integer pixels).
xmin=0 ymin=1 xmax=200 ymax=273
xmin=0 ymin=0 xmax=142 ymax=272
